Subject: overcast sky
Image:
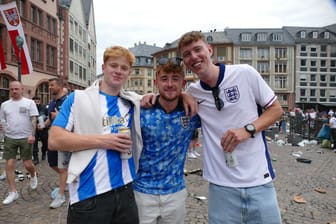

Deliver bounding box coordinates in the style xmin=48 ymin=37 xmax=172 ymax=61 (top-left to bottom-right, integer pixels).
xmin=93 ymin=0 xmax=336 ymax=73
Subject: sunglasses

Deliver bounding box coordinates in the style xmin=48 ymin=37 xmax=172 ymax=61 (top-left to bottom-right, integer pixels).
xmin=212 ymin=86 xmax=224 ymax=111
xmin=157 ymin=57 xmax=183 ymax=66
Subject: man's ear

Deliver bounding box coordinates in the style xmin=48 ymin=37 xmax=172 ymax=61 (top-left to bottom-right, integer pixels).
xmin=182 ymin=80 xmax=187 ymax=89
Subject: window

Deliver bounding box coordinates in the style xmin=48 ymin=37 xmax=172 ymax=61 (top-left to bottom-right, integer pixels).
xmin=275 ymin=61 xmax=287 ymax=73
xmin=30 ymin=38 xmax=42 ymax=62
xmin=147 ymin=80 xmax=152 ymax=87
xmin=321 ymin=60 xmax=326 ymax=67
xmin=47 ymin=15 xmax=57 ymax=34
xmin=300 ymin=31 xmax=306 ymax=38
xmin=46 ymin=45 xmax=56 ymax=66
xmin=300 ymin=74 xmax=307 ymax=81
xmin=321 ymin=45 xmax=327 ymax=52
xmin=301 ymin=45 xmax=306 ymax=52
xmin=332 ymin=60 xmax=336 ymax=67
xmin=240 ymin=48 xmax=252 ymax=59
xmin=272 ymin=33 xmax=283 ymax=41
xmin=257 ymin=48 xmax=269 ymax=58
xmin=300 ymin=59 xmax=306 ymax=67
xmin=324 ymin=32 xmax=330 ymax=39
xmin=257 ymin=62 xmax=269 ymax=73
xmin=262 ymin=75 xmax=270 ymax=85
xmin=30 ymin=5 xmax=42 ymax=25
xmin=70 ymin=39 xmax=74 ymax=52
xmin=19 ymin=0 xmax=25 ymax=17
xmin=241 ymin=33 xmax=252 ymax=42
xmin=207 ymin=36 xmax=213 ymax=43
xmin=256 ymin=33 xmax=267 ymax=41
xmin=311 ymin=61 xmax=317 ymax=67
xmin=320 ymin=89 xmax=326 ymax=97
xmin=275 ymin=48 xmax=287 ymax=59
xmin=274 ymin=76 xmax=287 ymax=89
xmin=300 ymin=89 xmax=306 ymax=96
xmin=319 ymin=74 xmax=326 ymax=82
xmin=312 ymin=31 xmax=318 ymax=38
xmin=217 ymin=47 xmax=226 ymax=61
xmin=70 ymin=61 xmax=73 ymax=73
xmin=310 ymin=74 xmax=316 ymax=81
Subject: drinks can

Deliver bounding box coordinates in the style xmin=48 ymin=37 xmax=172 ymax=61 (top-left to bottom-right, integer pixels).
xmin=224 ymin=152 xmax=239 ymax=167
xmin=38 ymin=115 xmax=45 ymax=128
xmin=118 ymin=127 xmax=132 ymax=159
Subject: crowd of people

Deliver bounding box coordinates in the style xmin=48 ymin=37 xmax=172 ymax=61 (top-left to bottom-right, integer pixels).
xmin=1 ymin=30 xmax=319 ymax=224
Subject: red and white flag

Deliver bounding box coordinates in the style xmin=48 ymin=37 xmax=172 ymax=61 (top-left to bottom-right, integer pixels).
xmin=0 ymin=41 xmax=6 ymax=70
xmin=0 ymin=1 xmax=32 ymax=74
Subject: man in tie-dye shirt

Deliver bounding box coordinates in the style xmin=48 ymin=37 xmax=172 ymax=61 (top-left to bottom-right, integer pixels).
xmin=133 ymin=57 xmax=201 ymax=224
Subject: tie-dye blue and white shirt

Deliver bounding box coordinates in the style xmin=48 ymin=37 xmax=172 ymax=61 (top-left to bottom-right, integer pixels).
xmin=53 ymin=91 xmax=135 ymax=204
xmin=133 ymin=98 xmax=201 ymax=195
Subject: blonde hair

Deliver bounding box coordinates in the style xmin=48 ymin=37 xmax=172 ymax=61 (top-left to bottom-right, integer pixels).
xmin=103 ymin=46 xmax=135 ymax=66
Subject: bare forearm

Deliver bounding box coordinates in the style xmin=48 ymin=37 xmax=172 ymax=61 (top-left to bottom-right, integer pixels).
xmin=48 ymin=126 xmax=132 ymax=153
xmin=48 ymin=126 xmax=103 ymax=152
xmin=31 ymin=117 xmax=37 ymax=136
xmin=254 ymin=100 xmax=283 ymax=133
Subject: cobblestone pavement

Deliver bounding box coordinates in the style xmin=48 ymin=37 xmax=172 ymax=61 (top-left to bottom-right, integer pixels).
xmin=0 ymin=138 xmax=336 ymax=224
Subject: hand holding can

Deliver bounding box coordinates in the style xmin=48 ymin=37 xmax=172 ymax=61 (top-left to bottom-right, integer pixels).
xmin=118 ymin=127 xmax=132 ymax=159
xmin=224 ymin=151 xmax=239 ymax=167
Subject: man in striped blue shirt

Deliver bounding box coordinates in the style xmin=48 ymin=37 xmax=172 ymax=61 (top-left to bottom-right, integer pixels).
xmin=49 ymin=46 xmax=142 ymax=224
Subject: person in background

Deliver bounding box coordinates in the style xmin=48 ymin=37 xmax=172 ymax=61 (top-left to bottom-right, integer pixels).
xmin=329 ymin=113 xmax=336 ymax=152
xmin=0 ymin=81 xmax=39 ymax=205
xmin=133 ymin=57 xmax=201 ymax=224
xmin=178 ymin=31 xmax=283 ymax=224
xmin=48 ymin=46 xmax=143 ymax=224
xmin=187 ymin=128 xmax=201 ymax=158
xmin=47 ymin=78 xmax=69 ymax=209
xmin=32 ymin=96 xmax=49 ymax=165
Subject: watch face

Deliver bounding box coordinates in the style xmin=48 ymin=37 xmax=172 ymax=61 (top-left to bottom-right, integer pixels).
xmin=246 ymin=124 xmax=255 ymax=131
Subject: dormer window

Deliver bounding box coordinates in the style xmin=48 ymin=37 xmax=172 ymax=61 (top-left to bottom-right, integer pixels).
xmin=324 ymin=32 xmax=330 ymax=39
xmin=300 ymin=31 xmax=306 ymax=38
xmin=312 ymin=31 xmax=318 ymax=39
xmin=241 ymin=33 xmax=252 ymax=42
xmin=272 ymin=33 xmax=283 ymax=41
xmin=207 ymin=36 xmax=213 ymax=43
xmin=256 ymin=33 xmax=267 ymax=41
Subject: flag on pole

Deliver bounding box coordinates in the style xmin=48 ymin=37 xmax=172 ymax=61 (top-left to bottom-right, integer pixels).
xmin=0 ymin=41 xmax=6 ymax=70
xmin=0 ymin=1 xmax=32 ymax=74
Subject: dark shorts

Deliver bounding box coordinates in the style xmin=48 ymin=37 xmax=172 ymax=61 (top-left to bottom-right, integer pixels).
xmin=67 ymin=183 xmax=139 ymax=224
xmin=48 ymin=150 xmax=71 ymax=169
xmin=192 ymin=129 xmax=199 ymax=140
xmin=48 ymin=149 xmax=58 ymax=167
xmin=3 ymin=137 xmax=33 ymax=160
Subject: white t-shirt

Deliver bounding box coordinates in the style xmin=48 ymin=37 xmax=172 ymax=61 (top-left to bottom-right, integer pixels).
xmin=187 ymin=63 xmax=277 ymax=188
xmin=0 ymin=97 xmax=38 ymax=139
xmin=330 ymin=117 xmax=336 ymax=129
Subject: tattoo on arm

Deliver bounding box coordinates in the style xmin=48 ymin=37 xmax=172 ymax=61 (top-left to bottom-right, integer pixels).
xmin=31 ymin=116 xmax=37 ymax=136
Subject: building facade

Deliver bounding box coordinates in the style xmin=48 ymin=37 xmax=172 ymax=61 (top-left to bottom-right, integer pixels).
xmin=0 ymin=0 xmax=96 ymax=105
xmin=127 ymin=42 xmax=162 ymax=94
xmin=150 ymin=25 xmax=336 ymax=111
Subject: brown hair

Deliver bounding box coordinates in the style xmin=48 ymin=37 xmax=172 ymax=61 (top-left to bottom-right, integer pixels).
xmin=156 ymin=62 xmax=185 ymax=78
xmin=178 ymin=31 xmax=207 ymax=50
xmin=48 ymin=78 xmax=64 ymax=87
xmin=103 ymin=46 xmax=135 ymax=66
